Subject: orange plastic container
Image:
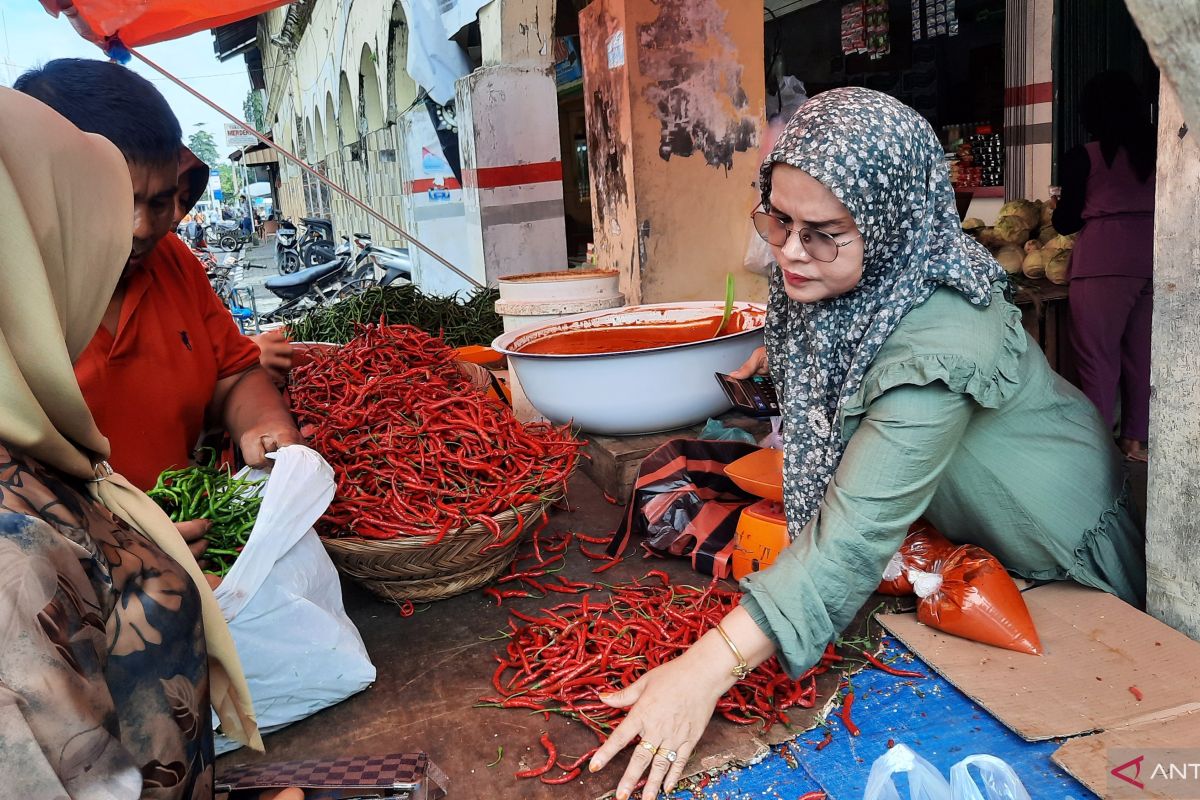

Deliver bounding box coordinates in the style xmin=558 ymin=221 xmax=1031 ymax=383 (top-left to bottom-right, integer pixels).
xmin=730 ymin=499 xmax=789 ymax=580
xmin=723 ymin=447 xmax=784 ymax=502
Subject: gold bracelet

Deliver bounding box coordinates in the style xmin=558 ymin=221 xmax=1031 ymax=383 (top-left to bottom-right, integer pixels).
xmin=714 ymin=623 xmax=751 ymax=679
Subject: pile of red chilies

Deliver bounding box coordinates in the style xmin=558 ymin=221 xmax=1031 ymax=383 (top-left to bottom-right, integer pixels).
xmin=481 ymin=569 xmax=840 ymax=784
xmin=289 ymin=323 xmax=581 ymax=540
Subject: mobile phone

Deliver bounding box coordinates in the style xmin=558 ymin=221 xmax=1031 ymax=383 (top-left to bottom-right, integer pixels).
xmin=715 ymin=372 xmax=780 ymax=417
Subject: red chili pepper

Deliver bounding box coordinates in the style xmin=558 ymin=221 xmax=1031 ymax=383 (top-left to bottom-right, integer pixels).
xmin=815 ymin=731 xmax=834 ymax=751
xmin=1129 ymin=685 xmax=1144 ymax=701
xmin=860 ymin=649 xmax=925 ymax=678
xmin=839 ymin=692 xmax=860 ymax=736
xmin=539 ymin=767 xmax=581 ymax=785
xmin=514 ymin=733 xmax=558 ymax=779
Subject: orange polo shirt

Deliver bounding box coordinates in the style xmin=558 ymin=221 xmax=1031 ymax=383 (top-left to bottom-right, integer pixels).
xmin=75 ymin=234 xmax=261 ymax=490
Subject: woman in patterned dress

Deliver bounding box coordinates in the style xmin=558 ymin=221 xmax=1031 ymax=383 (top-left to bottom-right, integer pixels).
xmin=587 ymin=89 xmax=1143 ymax=800
xmin=0 ymin=87 xmax=260 ymax=799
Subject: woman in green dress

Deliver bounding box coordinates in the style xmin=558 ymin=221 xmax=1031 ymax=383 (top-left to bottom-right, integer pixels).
xmin=586 ymin=87 xmax=1144 ymax=800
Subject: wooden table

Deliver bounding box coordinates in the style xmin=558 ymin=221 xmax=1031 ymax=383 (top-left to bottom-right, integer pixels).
xmin=1013 ymin=277 xmax=1079 ymax=386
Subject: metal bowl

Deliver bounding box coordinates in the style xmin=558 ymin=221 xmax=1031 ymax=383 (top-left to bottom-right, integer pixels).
xmin=491 ymin=302 xmax=766 ymax=435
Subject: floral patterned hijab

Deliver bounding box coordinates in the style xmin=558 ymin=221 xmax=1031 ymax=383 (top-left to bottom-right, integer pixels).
xmin=759 ymin=87 xmax=1001 ymax=536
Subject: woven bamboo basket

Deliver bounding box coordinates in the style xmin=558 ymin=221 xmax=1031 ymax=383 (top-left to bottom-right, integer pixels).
xmin=320 ymin=492 xmax=560 ymax=604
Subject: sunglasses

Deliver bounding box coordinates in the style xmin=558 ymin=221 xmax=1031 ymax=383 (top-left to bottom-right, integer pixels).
xmin=750 ymin=211 xmax=859 ymax=263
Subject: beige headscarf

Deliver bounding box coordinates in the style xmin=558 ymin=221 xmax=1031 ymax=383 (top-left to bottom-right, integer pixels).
xmin=0 ymin=88 xmax=261 ymax=751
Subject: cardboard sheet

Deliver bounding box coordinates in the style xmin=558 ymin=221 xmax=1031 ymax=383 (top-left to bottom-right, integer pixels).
xmin=878 ymin=582 xmax=1200 ymax=798
xmin=1053 ymin=711 xmax=1200 ymax=799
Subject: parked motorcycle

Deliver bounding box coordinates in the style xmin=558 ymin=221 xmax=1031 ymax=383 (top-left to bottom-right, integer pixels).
xmin=299 ymin=217 xmax=336 ymax=269
xmin=339 ymin=232 xmax=412 ymax=297
xmin=275 ymin=218 xmax=301 ymax=274
xmin=259 ymin=236 xmax=355 ymax=323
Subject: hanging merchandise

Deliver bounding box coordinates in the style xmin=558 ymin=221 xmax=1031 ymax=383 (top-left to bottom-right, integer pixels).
xmin=910 ymin=545 xmax=1044 ymax=655
xmin=912 ymin=0 xmax=923 ymax=40
xmin=865 ymin=0 xmax=891 ymax=60
xmin=841 ymin=2 xmax=868 ymax=56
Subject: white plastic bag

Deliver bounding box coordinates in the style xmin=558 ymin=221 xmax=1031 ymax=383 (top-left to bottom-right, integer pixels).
xmin=949 ymin=755 xmax=1032 ymax=800
xmin=863 ymin=744 xmax=952 ymax=800
xmin=211 ymin=446 xmax=376 ymax=753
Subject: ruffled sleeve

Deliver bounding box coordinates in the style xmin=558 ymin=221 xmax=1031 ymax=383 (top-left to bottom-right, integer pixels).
xmin=838 ymin=286 xmax=1027 ymax=437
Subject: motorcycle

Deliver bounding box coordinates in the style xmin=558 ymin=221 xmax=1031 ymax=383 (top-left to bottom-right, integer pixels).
xmin=259 ymin=235 xmax=356 ymax=323
xmin=299 ymin=217 xmax=337 ymax=269
xmin=275 ymin=219 xmax=301 ymax=274
xmin=338 ymin=232 xmax=412 ymax=297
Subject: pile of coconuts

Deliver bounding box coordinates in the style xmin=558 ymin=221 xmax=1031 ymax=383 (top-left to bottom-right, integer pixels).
xmin=961 ymin=199 xmax=1076 ymax=284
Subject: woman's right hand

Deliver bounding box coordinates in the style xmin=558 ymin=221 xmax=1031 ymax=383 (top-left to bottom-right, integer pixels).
xmin=730 ymin=346 xmax=768 ymax=379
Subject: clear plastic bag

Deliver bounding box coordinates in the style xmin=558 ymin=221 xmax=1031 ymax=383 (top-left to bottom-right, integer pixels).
xmin=211 ymin=446 xmax=376 ymax=753
xmin=863 ymin=744 xmax=952 ymax=800
xmin=949 ymin=755 xmax=1032 ymax=800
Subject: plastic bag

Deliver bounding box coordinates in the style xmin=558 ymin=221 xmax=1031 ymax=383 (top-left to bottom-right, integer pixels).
xmin=863 ymin=743 xmax=952 ymax=800
xmin=211 ymin=446 xmax=376 ymax=753
xmin=949 ymin=754 xmax=1032 ymax=800
xmin=877 ymin=522 xmax=955 ymax=596
xmin=864 ymin=745 xmax=1032 ymax=800
xmin=699 ymin=417 xmax=759 ymax=445
xmin=910 ymin=545 xmax=1043 ymax=656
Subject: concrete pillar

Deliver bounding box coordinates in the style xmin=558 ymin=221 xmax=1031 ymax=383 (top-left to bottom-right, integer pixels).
xmin=454 ymin=0 xmax=569 ymax=286
xmin=1004 ymin=0 xmax=1054 ymax=201
xmin=579 ymin=0 xmax=767 ymax=305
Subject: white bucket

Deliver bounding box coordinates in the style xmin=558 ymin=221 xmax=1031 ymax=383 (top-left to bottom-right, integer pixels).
xmin=495 ymin=269 xmax=626 ymax=420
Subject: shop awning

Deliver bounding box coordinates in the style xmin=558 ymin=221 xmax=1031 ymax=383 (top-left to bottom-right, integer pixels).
xmin=229 ymin=138 xmax=277 ymax=165
xmin=39 ymin=0 xmax=291 ymax=48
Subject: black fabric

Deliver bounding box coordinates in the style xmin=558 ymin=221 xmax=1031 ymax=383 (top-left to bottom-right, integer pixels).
xmin=609 ymin=439 xmax=761 ymax=577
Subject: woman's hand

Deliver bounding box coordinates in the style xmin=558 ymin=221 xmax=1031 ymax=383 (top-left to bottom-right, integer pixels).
xmin=238 ymin=425 xmax=306 ymax=470
xmin=588 ymin=648 xmax=729 ymax=799
xmin=589 ymin=607 xmax=778 ymax=799
xmin=252 ymin=330 xmax=294 ymax=387
xmin=730 ymin=346 xmax=768 ymax=379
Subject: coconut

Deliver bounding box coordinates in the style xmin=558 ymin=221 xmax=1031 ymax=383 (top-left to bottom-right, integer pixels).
xmin=994 ymin=244 xmax=1024 ymax=274
xmin=961 ymin=217 xmax=986 ymax=232
xmin=1024 ymin=239 xmax=1042 ymax=254
xmin=1040 ymin=202 xmax=1055 ymax=229
xmin=978 ymin=227 xmax=1001 ymax=248
xmin=993 ymin=215 xmax=1033 ymax=246
xmin=997 ymin=199 xmax=1040 ymax=229
xmin=1046 ymin=234 xmax=1076 ymax=251
xmin=1045 ymin=248 xmax=1071 ymax=284
xmin=1022 ymin=249 xmax=1046 ymax=278
xmin=1037 ymin=226 xmax=1060 ymax=245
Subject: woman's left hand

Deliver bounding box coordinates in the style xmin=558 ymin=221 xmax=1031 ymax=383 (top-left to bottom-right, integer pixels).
xmin=588 ymin=647 xmax=730 ymax=800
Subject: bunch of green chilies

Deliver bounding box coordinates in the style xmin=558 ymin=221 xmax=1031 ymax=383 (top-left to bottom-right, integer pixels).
xmin=286 ymin=285 xmax=503 ymax=349
xmin=289 ymin=323 xmax=581 ymax=540
xmin=147 ymin=457 xmax=264 ymax=576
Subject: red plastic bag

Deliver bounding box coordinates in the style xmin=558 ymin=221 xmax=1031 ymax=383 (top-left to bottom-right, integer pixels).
xmin=876 ymin=521 xmax=955 ymax=596
xmin=911 ymin=545 xmax=1043 ymax=655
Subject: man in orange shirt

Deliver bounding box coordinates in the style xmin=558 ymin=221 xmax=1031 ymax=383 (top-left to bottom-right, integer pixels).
xmin=16 ymin=59 xmax=304 ymax=550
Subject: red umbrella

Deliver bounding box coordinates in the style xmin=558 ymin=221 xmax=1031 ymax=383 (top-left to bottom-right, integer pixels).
xmin=39 ymin=0 xmax=290 ymax=47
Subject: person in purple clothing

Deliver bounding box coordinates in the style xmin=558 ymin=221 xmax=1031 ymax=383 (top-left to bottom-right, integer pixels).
xmin=1053 ymin=70 xmax=1156 ymax=462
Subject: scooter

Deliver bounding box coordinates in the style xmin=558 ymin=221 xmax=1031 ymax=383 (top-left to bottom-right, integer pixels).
xmin=275 ymin=219 xmax=301 ymax=274
xmin=342 ymin=232 xmax=412 ymax=295
xmin=299 ymin=217 xmax=337 ymax=269
xmin=259 ymin=236 xmax=355 ymax=322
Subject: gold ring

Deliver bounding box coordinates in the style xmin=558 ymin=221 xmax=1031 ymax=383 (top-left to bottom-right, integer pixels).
xmin=639 ymin=740 xmax=658 ymax=754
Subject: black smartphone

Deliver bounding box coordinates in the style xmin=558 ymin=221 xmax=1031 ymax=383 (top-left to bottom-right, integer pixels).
xmin=714 ymin=372 xmax=780 ymax=417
